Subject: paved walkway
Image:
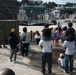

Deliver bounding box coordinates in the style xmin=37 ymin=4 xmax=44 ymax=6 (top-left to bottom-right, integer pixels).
xmin=0 ymin=44 xmax=76 ymax=75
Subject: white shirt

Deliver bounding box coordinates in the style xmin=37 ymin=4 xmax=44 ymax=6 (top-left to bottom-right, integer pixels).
xmin=58 ymin=57 xmax=65 ymax=67
xmin=34 ymin=34 xmax=41 ymax=39
xmin=39 ymin=39 xmax=54 ymax=53
xmin=20 ymin=32 xmax=30 ymax=43
xmin=63 ymin=40 xmax=75 ymax=55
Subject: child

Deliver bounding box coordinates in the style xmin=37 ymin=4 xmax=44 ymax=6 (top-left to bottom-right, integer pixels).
xmin=54 ymin=27 xmax=60 ymax=47
xmin=42 ymin=24 xmax=51 ymax=41
xmin=58 ymin=53 xmax=65 ymax=68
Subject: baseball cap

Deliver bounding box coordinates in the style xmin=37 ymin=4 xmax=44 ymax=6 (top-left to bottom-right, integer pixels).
xmin=11 ymin=28 xmax=15 ymax=32
xmin=68 ymin=22 xmax=73 ymax=27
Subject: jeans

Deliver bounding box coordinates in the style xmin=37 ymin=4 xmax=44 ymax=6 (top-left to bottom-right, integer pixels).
xmin=42 ymin=37 xmax=51 ymax=41
xmin=65 ymin=55 xmax=74 ymax=73
xmin=42 ymin=52 xmax=52 ymax=73
xmin=10 ymin=48 xmax=17 ymax=61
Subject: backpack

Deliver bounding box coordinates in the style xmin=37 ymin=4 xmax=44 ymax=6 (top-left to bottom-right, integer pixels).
xmin=22 ymin=33 xmax=26 ymax=41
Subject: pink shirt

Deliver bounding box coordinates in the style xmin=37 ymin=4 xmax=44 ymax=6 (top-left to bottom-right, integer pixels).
xmin=55 ymin=30 xmax=59 ymax=39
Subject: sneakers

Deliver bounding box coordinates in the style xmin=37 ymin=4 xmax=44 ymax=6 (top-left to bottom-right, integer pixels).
xmin=13 ymin=61 xmax=16 ymax=63
xmin=69 ymin=71 xmax=73 ymax=73
xmin=64 ymin=70 xmax=68 ymax=73
xmin=10 ymin=60 xmax=13 ymax=62
xmin=48 ymin=70 xmax=52 ymax=74
xmin=4 ymin=46 xmax=7 ymax=48
xmin=41 ymin=70 xmax=52 ymax=74
xmin=10 ymin=60 xmax=16 ymax=63
xmin=41 ymin=70 xmax=46 ymax=74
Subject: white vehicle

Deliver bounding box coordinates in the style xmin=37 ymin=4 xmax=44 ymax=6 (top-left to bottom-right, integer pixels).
xmin=51 ymin=10 xmax=60 ymax=19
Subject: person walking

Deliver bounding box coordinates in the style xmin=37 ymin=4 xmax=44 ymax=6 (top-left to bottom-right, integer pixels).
xmin=63 ymin=22 xmax=75 ymax=73
xmin=8 ymin=28 xmax=19 ymax=63
xmin=20 ymin=27 xmax=30 ymax=57
xmin=39 ymin=39 xmax=54 ymax=74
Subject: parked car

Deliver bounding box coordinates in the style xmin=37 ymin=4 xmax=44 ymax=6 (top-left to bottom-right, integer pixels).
xmin=27 ymin=20 xmax=53 ymax=26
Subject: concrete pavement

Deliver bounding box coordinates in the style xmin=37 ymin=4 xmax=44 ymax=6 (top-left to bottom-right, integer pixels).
xmin=0 ymin=44 xmax=76 ymax=75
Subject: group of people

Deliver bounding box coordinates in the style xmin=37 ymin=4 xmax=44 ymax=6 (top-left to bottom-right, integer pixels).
xmin=4 ymin=21 xmax=75 ymax=74
xmin=39 ymin=22 xmax=75 ymax=74
xmin=8 ymin=27 xmax=30 ymax=63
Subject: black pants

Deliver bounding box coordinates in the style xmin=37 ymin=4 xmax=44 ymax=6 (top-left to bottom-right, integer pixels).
xmin=42 ymin=52 xmax=52 ymax=73
xmin=21 ymin=43 xmax=29 ymax=56
xmin=35 ymin=38 xmax=40 ymax=45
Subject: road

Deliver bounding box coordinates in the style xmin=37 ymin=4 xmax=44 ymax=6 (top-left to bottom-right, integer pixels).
xmin=19 ymin=19 xmax=76 ymax=33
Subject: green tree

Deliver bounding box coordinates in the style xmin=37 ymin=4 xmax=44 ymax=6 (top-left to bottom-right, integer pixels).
xmin=0 ymin=0 xmax=21 ymax=19
xmin=43 ymin=2 xmax=57 ymax=8
xmin=21 ymin=0 xmax=29 ymax=4
xmin=64 ymin=2 xmax=76 ymax=7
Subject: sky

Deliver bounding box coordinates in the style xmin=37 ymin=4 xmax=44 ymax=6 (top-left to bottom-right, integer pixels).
xmin=42 ymin=0 xmax=76 ymax=4
xmin=17 ymin=0 xmax=76 ymax=4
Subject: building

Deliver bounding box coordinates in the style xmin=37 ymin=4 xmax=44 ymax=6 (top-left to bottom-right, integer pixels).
xmin=54 ymin=5 xmax=76 ymax=19
xmin=19 ymin=4 xmax=50 ymax=20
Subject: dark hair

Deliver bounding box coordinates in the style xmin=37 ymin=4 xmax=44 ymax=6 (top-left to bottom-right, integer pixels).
xmin=23 ymin=27 xmax=27 ymax=32
xmin=68 ymin=22 xmax=73 ymax=27
xmin=0 ymin=68 xmax=15 ymax=75
xmin=61 ymin=55 xmax=64 ymax=59
xmin=35 ymin=31 xmax=40 ymax=36
xmin=62 ymin=26 xmax=67 ymax=31
xmin=55 ymin=27 xmax=58 ymax=30
xmin=44 ymin=24 xmax=49 ymax=28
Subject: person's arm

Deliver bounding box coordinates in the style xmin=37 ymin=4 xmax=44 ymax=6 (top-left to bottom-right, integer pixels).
xmin=39 ymin=40 xmax=43 ymax=48
xmin=28 ymin=32 xmax=31 ymax=42
xmin=51 ymin=40 xmax=54 ymax=48
xmin=63 ymin=41 xmax=67 ymax=50
xmin=20 ymin=32 xmax=23 ymax=40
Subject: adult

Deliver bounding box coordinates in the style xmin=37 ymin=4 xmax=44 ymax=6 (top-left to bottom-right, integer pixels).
xmin=8 ymin=28 xmax=19 ymax=63
xmin=20 ymin=27 xmax=30 ymax=57
xmin=50 ymin=27 xmax=54 ymax=40
xmin=57 ymin=22 xmax=61 ymax=29
xmin=39 ymin=39 xmax=54 ymax=74
xmin=60 ymin=26 xmax=67 ymax=43
xmin=58 ymin=22 xmax=62 ymax=34
xmin=63 ymin=22 xmax=75 ymax=73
